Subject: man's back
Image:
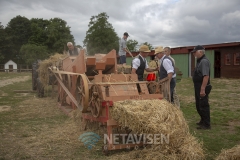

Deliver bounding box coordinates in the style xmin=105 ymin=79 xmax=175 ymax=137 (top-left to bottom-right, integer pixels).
xmin=118 ymin=38 xmax=126 ymax=56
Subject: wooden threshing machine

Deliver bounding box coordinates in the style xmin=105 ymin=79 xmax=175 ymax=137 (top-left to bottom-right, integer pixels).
xmin=50 ymin=49 xmax=170 ymax=152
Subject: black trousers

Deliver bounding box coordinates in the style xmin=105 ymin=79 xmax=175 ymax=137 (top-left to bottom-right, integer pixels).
xmin=194 ymin=84 xmax=212 ymax=127
xmin=170 ymin=78 xmax=176 ymax=103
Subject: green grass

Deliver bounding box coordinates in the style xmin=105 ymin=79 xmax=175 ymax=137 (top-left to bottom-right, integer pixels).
xmin=177 ymin=78 xmax=240 ymax=160
xmin=0 ymin=73 xmax=240 ymax=160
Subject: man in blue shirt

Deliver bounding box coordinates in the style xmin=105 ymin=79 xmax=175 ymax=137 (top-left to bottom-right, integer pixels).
xmin=118 ymin=32 xmax=133 ymax=67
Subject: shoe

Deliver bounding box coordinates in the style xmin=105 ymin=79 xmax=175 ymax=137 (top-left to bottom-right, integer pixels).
xmin=197 ymin=125 xmax=211 ymax=130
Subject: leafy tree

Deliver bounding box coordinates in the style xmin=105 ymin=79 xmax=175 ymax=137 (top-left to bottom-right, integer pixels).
xmin=28 ymin=18 xmax=50 ymax=46
xmin=83 ymin=12 xmax=119 ymax=55
xmin=20 ymin=44 xmax=49 ymax=65
xmin=127 ymin=39 xmax=138 ymax=52
xmin=0 ymin=22 xmax=6 ymax=62
xmin=76 ymin=45 xmax=83 ymax=49
xmin=142 ymin=42 xmax=154 ymax=50
xmin=45 ymin=18 xmax=74 ymax=53
xmin=5 ymin=15 xmax=32 ymax=62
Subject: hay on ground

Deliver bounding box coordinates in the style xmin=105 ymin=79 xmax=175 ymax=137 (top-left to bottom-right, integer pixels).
xmin=109 ymin=99 xmax=205 ymax=160
xmin=215 ymin=145 xmax=240 ymax=160
xmin=38 ymin=53 xmax=68 ymax=86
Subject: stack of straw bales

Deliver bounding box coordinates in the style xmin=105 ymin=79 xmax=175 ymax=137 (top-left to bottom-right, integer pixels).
xmin=109 ymin=99 xmax=205 ymax=160
xmin=38 ymin=53 xmax=68 ymax=86
xmin=215 ymin=145 xmax=240 ymax=160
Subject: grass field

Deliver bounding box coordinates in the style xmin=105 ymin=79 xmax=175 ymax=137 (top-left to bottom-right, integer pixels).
xmin=0 ymin=72 xmax=239 ymax=160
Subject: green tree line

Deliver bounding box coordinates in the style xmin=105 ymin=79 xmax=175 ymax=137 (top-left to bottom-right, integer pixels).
xmin=0 ymin=13 xmax=154 ymax=64
xmin=0 ymin=15 xmax=75 ymax=65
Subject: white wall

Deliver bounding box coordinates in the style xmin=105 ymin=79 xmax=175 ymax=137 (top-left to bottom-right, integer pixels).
xmin=4 ymin=60 xmax=17 ymax=72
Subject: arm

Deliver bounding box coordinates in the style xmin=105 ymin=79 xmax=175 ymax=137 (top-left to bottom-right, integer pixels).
xmin=145 ymin=60 xmax=158 ymax=72
xmin=200 ymin=76 xmax=209 ymax=97
xmin=167 ymin=73 xmax=173 ymax=80
xmin=200 ymin=59 xmax=210 ymax=97
xmin=131 ymin=58 xmax=140 ymax=74
xmin=131 ymin=68 xmax=137 ymax=74
xmin=145 ymin=68 xmax=157 ymax=72
xmin=123 ymin=48 xmax=133 ymax=57
xmin=163 ymin=59 xmax=174 ymax=76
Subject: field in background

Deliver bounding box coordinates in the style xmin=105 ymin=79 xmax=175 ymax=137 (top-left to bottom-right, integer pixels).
xmin=0 ymin=73 xmax=239 ymax=160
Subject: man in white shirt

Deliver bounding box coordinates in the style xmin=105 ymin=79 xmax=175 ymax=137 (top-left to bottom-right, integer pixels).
xmin=164 ymin=47 xmax=175 ymax=65
xmin=155 ymin=46 xmax=176 ymax=103
xmin=164 ymin=46 xmax=180 ymax=107
xmin=131 ymin=45 xmax=157 ymax=81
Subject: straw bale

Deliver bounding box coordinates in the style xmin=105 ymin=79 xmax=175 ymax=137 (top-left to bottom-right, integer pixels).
xmin=109 ymin=99 xmax=205 ymax=160
xmin=215 ymin=145 xmax=240 ymax=160
xmin=38 ymin=53 xmax=68 ymax=86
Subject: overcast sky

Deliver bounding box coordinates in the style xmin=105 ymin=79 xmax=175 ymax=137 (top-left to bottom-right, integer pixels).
xmin=0 ymin=0 xmax=240 ymax=48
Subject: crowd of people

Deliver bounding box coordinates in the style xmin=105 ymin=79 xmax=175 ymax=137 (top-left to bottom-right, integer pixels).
xmin=119 ymin=32 xmax=212 ymax=130
xmin=66 ymin=32 xmax=212 ymax=130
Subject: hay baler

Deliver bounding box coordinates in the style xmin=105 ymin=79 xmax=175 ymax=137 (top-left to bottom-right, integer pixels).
xmin=50 ymin=49 xmax=170 ymax=152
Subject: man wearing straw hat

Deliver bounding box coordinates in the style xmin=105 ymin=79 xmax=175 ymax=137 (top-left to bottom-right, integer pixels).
xmin=131 ymin=45 xmax=158 ymax=81
xmin=155 ymin=46 xmax=176 ymax=103
xmin=118 ymin=32 xmax=133 ymax=67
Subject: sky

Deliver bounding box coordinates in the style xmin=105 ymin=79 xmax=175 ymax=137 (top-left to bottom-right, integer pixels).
xmin=0 ymin=0 xmax=240 ymax=48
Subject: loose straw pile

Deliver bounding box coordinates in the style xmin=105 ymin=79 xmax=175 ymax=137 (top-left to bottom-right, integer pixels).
xmin=38 ymin=53 xmax=68 ymax=86
xmin=215 ymin=145 xmax=240 ymax=160
xmin=109 ymin=99 xmax=205 ymax=160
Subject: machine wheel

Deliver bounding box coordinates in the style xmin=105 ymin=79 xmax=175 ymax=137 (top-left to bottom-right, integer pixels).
xmin=75 ymin=74 xmax=89 ymax=112
xmin=89 ymin=85 xmax=103 ymax=118
xmin=147 ymin=81 xmax=159 ymax=94
xmin=37 ymin=78 xmax=44 ymax=98
xmin=32 ymin=61 xmax=38 ymax=90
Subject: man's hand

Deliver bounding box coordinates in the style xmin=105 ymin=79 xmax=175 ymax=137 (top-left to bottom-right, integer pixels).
xmin=129 ymin=52 xmax=133 ymax=57
xmin=200 ymin=88 xmax=206 ymax=97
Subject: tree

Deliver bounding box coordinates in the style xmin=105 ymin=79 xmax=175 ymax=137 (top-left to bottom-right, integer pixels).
xmin=5 ymin=15 xmax=32 ymax=62
xmin=83 ymin=12 xmax=119 ymax=55
xmin=0 ymin=22 xmax=6 ymax=62
xmin=45 ymin=18 xmax=74 ymax=53
xmin=28 ymin=18 xmax=50 ymax=46
xmin=76 ymin=45 xmax=83 ymax=49
xmin=20 ymin=44 xmax=49 ymax=65
xmin=142 ymin=42 xmax=154 ymax=50
xmin=127 ymin=39 xmax=138 ymax=52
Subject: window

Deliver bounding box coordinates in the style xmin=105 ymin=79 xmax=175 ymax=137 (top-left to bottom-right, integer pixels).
xmin=225 ymin=53 xmax=231 ymax=65
xmin=234 ymin=53 xmax=240 ymax=65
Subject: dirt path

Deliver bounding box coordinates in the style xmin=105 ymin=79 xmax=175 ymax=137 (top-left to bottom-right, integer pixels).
xmin=0 ymin=76 xmax=30 ymax=88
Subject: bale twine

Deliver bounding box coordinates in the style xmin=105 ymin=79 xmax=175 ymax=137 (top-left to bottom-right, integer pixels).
xmin=215 ymin=145 xmax=240 ymax=160
xmin=38 ymin=53 xmax=68 ymax=86
xmin=109 ymin=99 xmax=205 ymax=160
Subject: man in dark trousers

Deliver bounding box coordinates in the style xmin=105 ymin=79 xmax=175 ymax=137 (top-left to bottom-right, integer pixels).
xmin=131 ymin=45 xmax=157 ymax=81
xmin=155 ymin=46 xmax=176 ymax=103
xmin=67 ymin=42 xmax=80 ymax=56
xmin=191 ymin=45 xmax=212 ymax=130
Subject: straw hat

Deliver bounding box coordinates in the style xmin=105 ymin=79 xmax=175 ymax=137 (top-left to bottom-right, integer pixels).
xmin=154 ymin=46 xmax=164 ymax=55
xmin=139 ymin=45 xmax=151 ymax=53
